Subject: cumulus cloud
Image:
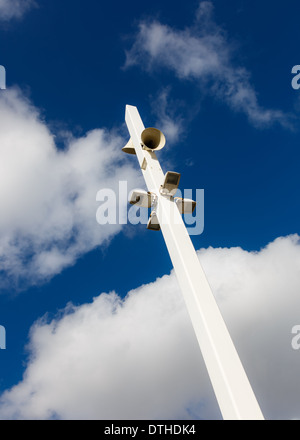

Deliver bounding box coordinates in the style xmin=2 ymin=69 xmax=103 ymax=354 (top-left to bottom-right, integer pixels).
xmin=0 ymin=0 xmax=34 ymax=21
xmin=0 ymin=234 xmax=299 ymax=419
xmin=125 ymin=1 xmax=291 ymax=128
xmin=0 ymin=88 xmax=141 ymax=289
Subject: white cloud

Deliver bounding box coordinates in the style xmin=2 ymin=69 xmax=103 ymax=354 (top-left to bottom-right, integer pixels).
xmin=0 ymin=88 xmax=142 ymax=289
xmin=0 ymin=0 xmax=34 ymax=21
xmin=0 ymin=234 xmax=300 ymax=419
xmin=125 ymin=1 xmax=291 ymax=129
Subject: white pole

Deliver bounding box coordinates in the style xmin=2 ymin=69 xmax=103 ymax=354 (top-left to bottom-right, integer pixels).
xmin=124 ymin=105 xmax=264 ymax=420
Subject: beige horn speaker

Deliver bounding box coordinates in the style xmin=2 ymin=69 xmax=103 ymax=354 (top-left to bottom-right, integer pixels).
xmin=141 ymin=127 xmax=166 ymax=151
xmin=122 ymin=138 xmax=136 ymax=155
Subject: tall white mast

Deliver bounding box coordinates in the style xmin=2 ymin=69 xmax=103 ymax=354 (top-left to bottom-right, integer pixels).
xmin=124 ymin=105 xmax=264 ymax=420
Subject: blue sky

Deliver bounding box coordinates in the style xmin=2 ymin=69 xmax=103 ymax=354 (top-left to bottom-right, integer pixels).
xmin=0 ymin=0 xmax=300 ymax=420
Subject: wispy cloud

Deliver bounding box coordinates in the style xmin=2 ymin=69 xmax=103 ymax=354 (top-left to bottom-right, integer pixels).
xmin=0 ymin=0 xmax=35 ymax=21
xmin=0 ymin=88 xmax=141 ymax=290
xmin=149 ymin=87 xmax=185 ymax=144
xmin=0 ymin=234 xmax=300 ymax=419
xmin=125 ymin=1 xmax=291 ymax=129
